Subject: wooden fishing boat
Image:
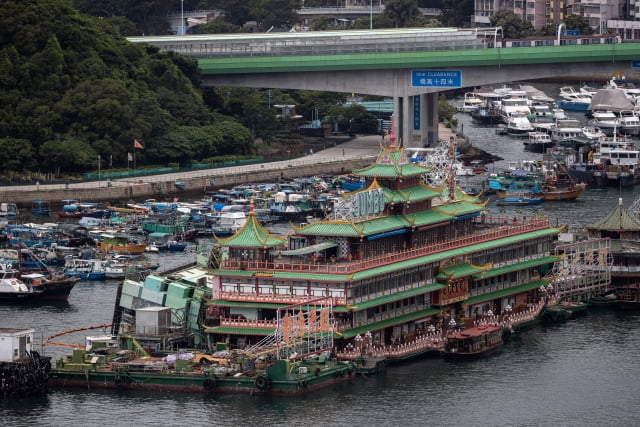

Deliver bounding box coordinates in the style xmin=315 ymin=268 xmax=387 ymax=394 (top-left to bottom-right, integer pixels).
xmin=540 ymin=182 xmax=587 ymax=201
xmin=444 ymin=324 xmax=504 ymax=358
xmin=106 ymin=205 xmax=148 ymax=214
xmin=97 ymin=233 xmax=147 ymax=255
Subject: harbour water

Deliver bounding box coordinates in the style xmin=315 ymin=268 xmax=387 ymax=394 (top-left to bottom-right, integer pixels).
xmin=2 ymin=81 xmax=640 ymax=426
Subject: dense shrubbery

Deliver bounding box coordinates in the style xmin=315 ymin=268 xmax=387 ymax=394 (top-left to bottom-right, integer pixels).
xmin=0 ymin=0 xmax=252 ymax=175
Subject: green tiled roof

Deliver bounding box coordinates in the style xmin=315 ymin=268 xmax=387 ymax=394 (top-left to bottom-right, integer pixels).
xmin=471 ymin=256 xmax=559 ymax=280
xmin=204 ymin=326 xmax=275 ymax=335
xmin=464 ymin=279 xmax=550 ymax=305
xmin=216 ymin=212 xmax=286 ymax=248
xmin=385 ymin=185 xmax=441 ymax=203
xmin=353 ymin=148 xmax=431 ymax=178
xmin=298 ymin=215 xmax=409 ymax=237
xmin=405 ymin=209 xmax=453 ymax=226
xmin=437 ymin=262 xmax=488 ymax=280
xmin=455 ymin=187 xmax=483 ymax=202
xmin=339 ymin=307 xmax=441 ymax=339
xmin=588 ymin=198 xmax=640 ymax=231
xmin=349 ymin=283 xmax=445 ymax=310
xmin=296 ymin=200 xmax=483 ymax=237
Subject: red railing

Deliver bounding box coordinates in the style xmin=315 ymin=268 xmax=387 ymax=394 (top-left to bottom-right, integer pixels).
xmin=219 ymin=317 xmax=276 ymax=329
xmin=218 ymin=292 xmax=345 ymax=306
xmin=220 ymin=218 xmax=550 ymax=274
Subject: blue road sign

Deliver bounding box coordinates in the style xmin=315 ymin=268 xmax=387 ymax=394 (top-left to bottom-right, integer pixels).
xmin=412 ymin=70 xmax=461 ymax=88
xmin=566 ymin=29 xmax=580 ymax=36
xmin=632 ymin=60 xmax=640 ymax=69
xmin=413 ymin=96 xmax=420 ymax=130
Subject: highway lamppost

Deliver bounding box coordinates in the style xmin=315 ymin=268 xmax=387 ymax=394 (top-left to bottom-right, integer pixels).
xmin=370 ymin=0 xmax=373 ymax=30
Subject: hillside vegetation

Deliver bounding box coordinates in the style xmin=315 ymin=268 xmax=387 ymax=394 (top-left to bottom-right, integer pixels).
xmin=0 ymin=0 xmax=251 ymax=177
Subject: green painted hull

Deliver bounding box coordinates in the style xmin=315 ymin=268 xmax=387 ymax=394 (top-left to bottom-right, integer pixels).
xmin=49 ymin=359 xmax=356 ymax=395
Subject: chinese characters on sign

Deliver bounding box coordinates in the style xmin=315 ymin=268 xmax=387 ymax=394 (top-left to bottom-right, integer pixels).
xmin=411 ymin=70 xmax=462 ymax=88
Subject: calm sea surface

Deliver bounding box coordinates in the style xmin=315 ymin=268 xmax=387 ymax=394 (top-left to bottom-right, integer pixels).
xmin=2 ymin=82 xmax=640 ymax=426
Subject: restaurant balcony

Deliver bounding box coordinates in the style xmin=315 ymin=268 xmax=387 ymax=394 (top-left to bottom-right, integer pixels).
xmin=217 ymin=292 xmax=346 ymax=307
xmin=220 ymin=217 xmax=551 ymax=275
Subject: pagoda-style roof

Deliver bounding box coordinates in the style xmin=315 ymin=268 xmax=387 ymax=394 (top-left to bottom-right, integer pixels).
xmin=215 ymin=212 xmax=286 ymax=248
xmin=296 ymin=199 xmax=485 ymax=237
xmin=353 ymin=146 xmax=431 ymax=178
xmin=436 ymin=261 xmax=490 ymax=280
xmin=588 ymin=197 xmax=640 ymax=232
xmin=294 ymin=215 xmax=410 ymax=237
xmin=383 ymin=184 xmax=441 ymax=203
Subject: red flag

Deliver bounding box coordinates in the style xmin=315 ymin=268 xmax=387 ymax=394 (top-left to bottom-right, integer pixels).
xmin=134 ymin=139 xmax=144 ymax=149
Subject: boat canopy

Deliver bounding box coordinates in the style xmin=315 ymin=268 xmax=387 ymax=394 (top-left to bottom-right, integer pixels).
xmin=148 ymin=232 xmax=171 ymax=238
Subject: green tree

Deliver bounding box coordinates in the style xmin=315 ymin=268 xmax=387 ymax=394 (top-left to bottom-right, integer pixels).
xmin=490 ymin=9 xmax=535 ymax=39
xmin=563 ymin=15 xmax=594 ymax=36
xmin=192 ymin=19 xmax=241 ymax=34
xmin=39 ymin=138 xmax=97 ymax=173
xmin=310 ymin=15 xmax=330 ymax=31
xmin=383 ymin=0 xmax=424 ymax=28
xmin=439 ymin=0 xmax=473 ymax=27
xmin=250 ymin=0 xmax=302 ymax=31
xmin=423 ymin=18 xmax=443 ymax=28
xmin=538 ymin=24 xmax=558 ymax=37
xmin=213 ymin=0 xmax=253 ymax=26
xmin=352 ymin=14 xmax=394 ymax=30
xmin=0 ymin=138 xmax=36 ymax=171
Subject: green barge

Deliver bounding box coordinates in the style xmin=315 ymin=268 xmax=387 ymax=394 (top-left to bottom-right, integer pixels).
xmin=49 ymin=337 xmax=356 ymax=395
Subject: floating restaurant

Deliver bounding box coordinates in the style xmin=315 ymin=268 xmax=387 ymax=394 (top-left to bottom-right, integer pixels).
xmin=48 ymin=140 xmax=613 ymax=393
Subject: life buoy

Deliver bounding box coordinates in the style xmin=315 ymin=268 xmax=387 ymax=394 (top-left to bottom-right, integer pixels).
xmin=255 ymin=375 xmax=269 ymax=390
xmin=10 ymin=280 xmax=17 ymax=286
xmin=203 ymin=378 xmax=215 ymax=390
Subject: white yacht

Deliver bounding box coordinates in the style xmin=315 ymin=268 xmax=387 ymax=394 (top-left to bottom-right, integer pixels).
xmin=550 ymin=118 xmax=584 ymax=144
xmin=498 ymin=90 xmax=531 ymax=122
xmin=505 ymin=112 xmax=534 ymax=137
xmin=456 ymin=92 xmax=483 ymax=113
xmin=618 ymin=110 xmax=640 ymax=135
xmin=587 ymin=109 xmax=620 ymax=136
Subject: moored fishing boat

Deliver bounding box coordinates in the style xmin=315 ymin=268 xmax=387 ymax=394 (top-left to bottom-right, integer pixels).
xmin=0 ymin=261 xmax=41 ymax=303
xmin=96 ymin=233 xmax=147 ymax=255
xmin=496 ymin=196 xmax=543 ymax=206
xmin=539 ymin=181 xmax=587 ymax=201
xmin=523 ymin=131 xmax=552 ymax=153
xmin=616 ymin=283 xmax=640 ymax=309
xmin=21 ymin=271 xmax=80 ymax=301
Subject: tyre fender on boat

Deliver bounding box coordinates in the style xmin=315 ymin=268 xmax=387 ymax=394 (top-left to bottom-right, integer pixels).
xmin=255 ymin=375 xmax=269 ymax=390
xmin=203 ymin=377 xmax=216 ymax=390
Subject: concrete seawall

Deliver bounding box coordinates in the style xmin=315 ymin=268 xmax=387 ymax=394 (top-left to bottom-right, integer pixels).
xmin=1 ymin=139 xmax=380 ymax=208
xmin=2 ymin=126 xmax=460 ymax=208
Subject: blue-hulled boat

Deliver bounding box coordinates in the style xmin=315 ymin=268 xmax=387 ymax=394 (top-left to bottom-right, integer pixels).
xmin=496 ymin=196 xmax=543 ymax=206
xmin=31 ymin=200 xmax=50 ymax=216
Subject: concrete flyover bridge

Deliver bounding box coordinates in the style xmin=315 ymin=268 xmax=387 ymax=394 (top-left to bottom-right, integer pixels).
xmin=128 ymin=27 xmax=640 ymax=147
